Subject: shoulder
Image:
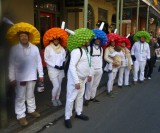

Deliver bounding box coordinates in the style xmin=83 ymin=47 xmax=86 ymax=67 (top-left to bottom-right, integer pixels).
xmin=71 ymin=48 xmax=81 ymax=55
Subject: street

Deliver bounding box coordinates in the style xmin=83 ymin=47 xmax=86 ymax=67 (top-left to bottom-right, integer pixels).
xmin=40 ymin=64 xmax=160 ymax=133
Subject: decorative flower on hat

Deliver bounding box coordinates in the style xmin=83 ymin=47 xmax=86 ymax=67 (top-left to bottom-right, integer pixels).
xmin=43 ymin=27 xmax=68 ymax=48
xmin=67 ymin=28 xmax=95 ymax=52
xmin=133 ymin=31 xmax=151 ymax=43
xmin=91 ymin=29 xmax=108 ymax=46
xmin=6 ymin=22 xmax=40 ymax=45
xmin=117 ymin=36 xmax=131 ymax=49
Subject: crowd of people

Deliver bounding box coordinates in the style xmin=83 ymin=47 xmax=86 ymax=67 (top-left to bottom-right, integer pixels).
xmin=6 ymin=21 xmax=159 ymax=128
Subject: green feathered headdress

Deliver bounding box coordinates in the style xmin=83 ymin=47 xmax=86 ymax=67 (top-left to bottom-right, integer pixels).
xmin=133 ymin=31 xmax=151 ymax=43
xmin=67 ymin=28 xmax=95 ymax=52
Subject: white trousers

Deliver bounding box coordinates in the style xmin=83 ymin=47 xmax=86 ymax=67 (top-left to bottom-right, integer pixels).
xmin=85 ymin=68 xmax=103 ymax=100
xmin=48 ymin=71 xmax=64 ymax=100
xmin=65 ymin=74 xmax=87 ymax=120
xmin=118 ymin=67 xmax=130 ymax=86
xmin=107 ymin=70 xmax=118 ymax=93
xmin=15 ymin=81 xmax=36 ymax=119
xmin=133 ymin=61 xmax=146 ymax=81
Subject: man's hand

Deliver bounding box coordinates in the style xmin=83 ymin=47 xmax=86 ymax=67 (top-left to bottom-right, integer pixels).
xmin=88 ymin=76 xmax=92 ymax=82
xmin=75 ymin=83 xmax=80 ymax=90
xmin=39 ymin=77 xmax=44 ymax=82
xmin=10 ymin=80 xmax=16 ymax=87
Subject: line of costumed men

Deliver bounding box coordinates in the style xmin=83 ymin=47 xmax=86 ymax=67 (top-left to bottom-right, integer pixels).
xmin=7 ymin=20 xmax=151 ymax=128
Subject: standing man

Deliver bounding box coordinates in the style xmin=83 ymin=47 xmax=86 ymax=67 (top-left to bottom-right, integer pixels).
xmin=7 ymin=22 xmax=44 ymax=126
xmin=64 ymin=28 xmax=95 ymax=128
xmin=84 ymin=28 xmax=108 ymax=106
xmin=131 ymin=31 xmax=151 ymax=84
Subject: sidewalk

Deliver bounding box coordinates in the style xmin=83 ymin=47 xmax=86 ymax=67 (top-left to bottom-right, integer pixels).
xmin=0 ymin=70 xmax=108 ymax=133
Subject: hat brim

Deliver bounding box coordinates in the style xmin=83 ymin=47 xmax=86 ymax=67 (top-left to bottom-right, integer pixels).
xmin=6 ymin=22 xmax=40 ymax=45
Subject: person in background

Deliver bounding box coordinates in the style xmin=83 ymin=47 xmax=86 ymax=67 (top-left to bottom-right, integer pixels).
xmin=7 ymin=22 xmax=43 ymax=126
xmin=144 ymin=37 xmax=159 ymax=79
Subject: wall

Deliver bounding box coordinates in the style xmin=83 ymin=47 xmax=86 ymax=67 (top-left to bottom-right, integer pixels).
xmin=88 ymin=0 xmax=116 ymax=28
xmin=2 ymin=0 xmax=34 ymax=24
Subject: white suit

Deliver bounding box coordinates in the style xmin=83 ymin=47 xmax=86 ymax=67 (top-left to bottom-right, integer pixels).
xmin=85 ymin=45 xmax=103 ymax=100
xmin=131 ymin=41 xmax=150 ymax=81
xmin=9 ymin=43 xmax=44 ymax=119
xmin=118 ymin=48 xmax=133 ymax=86
xmin=65 ymin=47 xmax=92 ymax=120
xmin=44 ymin=44 xmax=66 ymax=101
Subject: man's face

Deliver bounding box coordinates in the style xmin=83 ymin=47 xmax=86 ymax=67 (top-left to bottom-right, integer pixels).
xmin=19 ymin=33 xmax=29 ymax=45
xmin=140 ymin=37 xmax=145 ymax=42
xmin=152 ymin=38 xmax=157 ymax=44
xmin=121 ymin=42 xmax=126 ymax=47
xmin=94 ymin=39 xmax=101 ymax=45
xmin=53 ymin=39 xmax=60 ymax=46
xmin=110 ymin=40 xmax=115 ymax=46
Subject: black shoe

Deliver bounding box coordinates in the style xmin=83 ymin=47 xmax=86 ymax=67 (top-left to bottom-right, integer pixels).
xmin=64 ymin=119 xmax=72 ymax=128
xmin=125 ymin=84 xmax=131 ymax=87
xmin=91 ymin=98 xmax=100 ymax=102
xmin=75 ymin=114 xmax=89 ymax=121
xmin=84 ymin=100 xmax=89 ymax=106
xmin=118 ymin=85 xmax=122 ymax=88
xmin=139 ymin=80 xmax=143 ymax=83
xmin=106 ymin=92 xmax=114 ymax=98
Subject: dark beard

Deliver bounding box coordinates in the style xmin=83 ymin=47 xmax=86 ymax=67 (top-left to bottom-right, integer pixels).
xmin=140 ymin=40 xmax=144 ymax=43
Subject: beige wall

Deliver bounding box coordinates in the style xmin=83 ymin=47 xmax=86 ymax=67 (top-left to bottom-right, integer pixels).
xmin=66 ymin=0 xmax=115 ymax=29
xmin=89 ymin=0 xmax=116 ymax=27
xmin=2 ymin=0 xmax=34 ymax=24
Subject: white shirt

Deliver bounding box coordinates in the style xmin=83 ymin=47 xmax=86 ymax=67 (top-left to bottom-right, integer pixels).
xmin=88 ymin=45 xmax=103 ymax=69
xmin=68 ymin=48 xmax=92 ymax=84
xmin=131 ymin=41 xmax=150 ymax=61
xmin=9 ymin=43 xmax=44 ymax=81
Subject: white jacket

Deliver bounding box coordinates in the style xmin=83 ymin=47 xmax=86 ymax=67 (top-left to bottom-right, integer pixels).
xmin=9 ymin=43 xmax=44 ymax=81
xmin=68 ymin=48 xmax=92 ymax=84
xmin=44 ymin=45 xmax=66 ymax=69
xmin=131 ymin=41 xmax=150 ymax=61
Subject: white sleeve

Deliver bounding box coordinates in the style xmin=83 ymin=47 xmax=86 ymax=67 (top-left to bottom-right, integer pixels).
xmin=69 ymin=49 xmax=81 ymax=84
xmin=8 ymin=48 xmax=16 ymax=81
xmin=131 ymin=43 xmax=136 ymax=55
xmin=44 ymin=46 xmax=56 ymax=67
xmin=36 ymin=47 xmax=44 ymax=77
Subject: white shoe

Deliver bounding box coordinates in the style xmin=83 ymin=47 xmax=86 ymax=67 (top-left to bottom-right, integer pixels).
xmin=52 ymin=100 xmax=58 ymax=106
xmin=148 ymin=77 xmax=151 ymax=79
xmin=57 ymin=99 xmax=62 ymax=106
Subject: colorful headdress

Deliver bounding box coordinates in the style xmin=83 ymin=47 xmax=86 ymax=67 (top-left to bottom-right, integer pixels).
xmin=43 ymin=21 xmax=68 ymax=48
xmin=117 ymin=36 xmax=131 ymax=49
xmin=133 ymin=31 xmax=151 ymax=43
xmin=91 ymin=22 xmax=108 ymax=46
xmin=67 ymin=28 xmax=95 ymax=52
xmin=6 ymin=22 xmax=40 ymax=45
